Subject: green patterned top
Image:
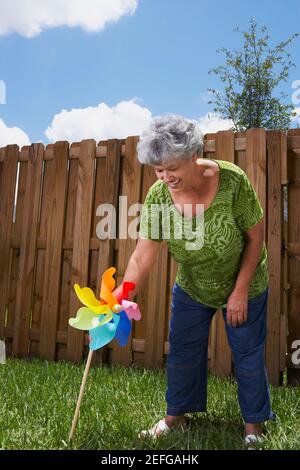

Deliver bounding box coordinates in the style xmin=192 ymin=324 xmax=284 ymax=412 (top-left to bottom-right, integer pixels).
xmin=139 ymin=159 xmax=269 ymax=308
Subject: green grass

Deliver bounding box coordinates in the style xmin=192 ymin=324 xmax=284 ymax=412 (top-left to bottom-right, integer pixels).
xmin=0 ymin=358 xmax=299 ymax=450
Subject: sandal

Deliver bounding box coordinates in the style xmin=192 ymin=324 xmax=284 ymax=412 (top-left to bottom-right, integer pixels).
xmin=138 ymin=419 xmax=171 ymax=439
xmin=138 ymin=418 xmax=187 ymax=439
xmin=244 ymin=434 xmax=264 ymax=449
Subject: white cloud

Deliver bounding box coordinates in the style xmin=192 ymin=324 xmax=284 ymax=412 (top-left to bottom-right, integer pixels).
xmin=197 ymin=112 xmax=234 ymax=135
xmin=45 ymin=99 xmax=153 ymax=142
xmin=0 ymin=118 xmax=30 ymax=147
xmin=0 ymin=0 xmax=138 ymax=37
xmin=291 ymin=107 xmax=300 ymax=127
xmin=45 ymin=102 xmax=234 ymax=143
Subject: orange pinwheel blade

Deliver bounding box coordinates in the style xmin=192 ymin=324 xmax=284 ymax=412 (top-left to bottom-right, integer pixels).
xmin=100 ymin=267 xmax=118 ymax=307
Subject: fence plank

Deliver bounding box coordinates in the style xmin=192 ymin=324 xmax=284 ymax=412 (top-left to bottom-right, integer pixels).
xmin=141 ymin=160 xmax=168 ymax=369
xmin=30 ymin=249 xmax=45 ymax=356
xmin=112 ymin=136 xmax=141 ymax=366
xmin=144 ymin=244 xmax=169 ymax=369
xmin=265 ymin=131 xmax=283 ymax=386
xmin=204 ymin=134 xmax=216 ymax=373
xmin=286 ymin=129 xmax=300 ymax=384
xmin=39 ymin=141 xmax=69 ymax=360
xmin=210 ymin=130 xmax=234 ymax=377
xmin=132 ymin=164 xmax=156 ymax=366
xmin=94 ymin=139 xmax=121 ymax=364
xmin=8 ymin=158 xmax=28 ymax=355
xmin=57 ymin=151 xmax=78 ymax=361
xmin=66 ymin=140 xmax=96 ymax=362
xmin=281 ymin=135 xmax=288 ymax=377
xmin=165 ymin=256 xmax=178 ymax=357
xmin=246 ymin=129 xmax=267 ymax=240
xmin=30 ymin=145 xmax=53 ymax=356
xmin=0 ymin=146 xmax=19 ymax=340
xmin=12 ymin=144 xmax=44 ymax=357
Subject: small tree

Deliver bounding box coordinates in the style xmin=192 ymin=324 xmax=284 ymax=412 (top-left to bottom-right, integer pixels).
xmin=207 ymin=17 xmax=299 ymax=131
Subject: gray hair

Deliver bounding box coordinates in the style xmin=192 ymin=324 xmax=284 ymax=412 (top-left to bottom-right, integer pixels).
xmin=137 ymin=114 xmax=204 ymax=166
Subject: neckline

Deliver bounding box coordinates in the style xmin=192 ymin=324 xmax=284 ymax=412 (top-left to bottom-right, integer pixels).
xmin=164 ymin=159 xmax=222 ymax=219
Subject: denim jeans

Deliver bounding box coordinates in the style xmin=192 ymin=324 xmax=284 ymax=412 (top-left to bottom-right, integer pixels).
xmin=166 ymin=283 xmax=274 ymax=423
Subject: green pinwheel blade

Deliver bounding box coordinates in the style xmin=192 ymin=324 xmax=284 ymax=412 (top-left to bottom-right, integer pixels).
xmin=68 ymin=306 xmax=99 ymax=331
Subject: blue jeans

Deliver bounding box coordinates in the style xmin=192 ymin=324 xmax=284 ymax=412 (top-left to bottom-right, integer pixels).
xmin=166 ymin=283 xmax=274 ymax=423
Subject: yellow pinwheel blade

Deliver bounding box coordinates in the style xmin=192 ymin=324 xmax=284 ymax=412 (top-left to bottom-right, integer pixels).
xmin=74 ymin=284 xmax=111 ymax=314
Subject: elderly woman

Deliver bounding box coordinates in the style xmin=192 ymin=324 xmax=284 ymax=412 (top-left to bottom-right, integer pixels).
xmin=114 ymin=115 xmax=274 ymax=445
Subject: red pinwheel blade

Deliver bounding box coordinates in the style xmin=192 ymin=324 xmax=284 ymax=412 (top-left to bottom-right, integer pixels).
xmin=120 ymin=281 xmax=135 ymax=301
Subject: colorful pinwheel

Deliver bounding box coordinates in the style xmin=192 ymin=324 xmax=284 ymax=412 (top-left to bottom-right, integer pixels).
xmin=68 ymin=267 xmax=142 ymax=441
xmin=68 ymin=266 xmax=141 ymax=350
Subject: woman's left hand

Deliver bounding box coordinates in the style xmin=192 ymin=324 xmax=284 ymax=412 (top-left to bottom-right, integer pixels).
xmin=226 ymin=288 xmax=249 ymax=327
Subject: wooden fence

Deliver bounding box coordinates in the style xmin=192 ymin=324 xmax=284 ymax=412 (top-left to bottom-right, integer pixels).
xmin=0 ymin=129 xmax=300 ymax=386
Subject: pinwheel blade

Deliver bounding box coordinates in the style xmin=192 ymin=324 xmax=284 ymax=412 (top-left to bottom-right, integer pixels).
xmin=114 ymin=310 xmax=132 ymax=347
xmin=74 ymin=284 xmax=111 ymax=314
xmin=114 ymin=281 xmax=135 ymax=303
xmin=68 ymin=307 xmax=99 ymax=331
xmin=97 ymin=310 xmax=113 ymax=327
xmin=100 ymin=267 xmax=118 ymax=306
xmin=121 ymin=299 xmax=141 ymax=321
xmin=89 ymin=314 xmax=120 ymax=350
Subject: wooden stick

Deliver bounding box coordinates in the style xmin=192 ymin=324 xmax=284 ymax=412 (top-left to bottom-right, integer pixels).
xmin=69 ymin=348 xmax=94 ymax=441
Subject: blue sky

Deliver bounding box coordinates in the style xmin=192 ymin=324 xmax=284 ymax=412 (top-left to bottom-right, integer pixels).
xmin=0 ymin=0 xmax=299 ymax=146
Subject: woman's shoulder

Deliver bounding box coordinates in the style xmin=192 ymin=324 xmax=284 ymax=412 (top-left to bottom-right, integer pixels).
xmin=217 ymin=159 xmax=245 ymax=176
xmin=144 ymin=179 xmax=167 ymax=202
xmin=216 ymin=160 xmax=246 ymax=187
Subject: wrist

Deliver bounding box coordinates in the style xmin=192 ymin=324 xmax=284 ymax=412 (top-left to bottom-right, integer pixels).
xmin=233 ymin=284 xmax=249 ymax=294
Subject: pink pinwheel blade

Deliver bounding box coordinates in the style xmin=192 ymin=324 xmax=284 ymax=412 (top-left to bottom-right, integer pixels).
xmin=121 ymin=300 xmax=141 ymax=321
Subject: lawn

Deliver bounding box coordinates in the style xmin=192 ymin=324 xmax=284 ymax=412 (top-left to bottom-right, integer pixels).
xmin=0 ymin=358 xmax=299 ymax=450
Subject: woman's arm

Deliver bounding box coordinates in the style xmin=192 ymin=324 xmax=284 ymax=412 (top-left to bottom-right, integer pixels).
xmin=234 ymin=218 xmax=264 ymax=292
xmin=113 ymin=237 xmax=161 ymax=300
xmin=226 ymin=218 xmax=264 ymax=327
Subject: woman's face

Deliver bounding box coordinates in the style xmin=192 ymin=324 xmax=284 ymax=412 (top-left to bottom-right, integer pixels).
xmin=153 ymin=156 xmax=197 ymax=192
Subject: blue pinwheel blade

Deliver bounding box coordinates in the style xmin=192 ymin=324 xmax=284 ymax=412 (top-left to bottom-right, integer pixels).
xmin=89 ymin=314 xmax=120 ymax=350
xmin=114 ymin=310 xmax=132 ymax=347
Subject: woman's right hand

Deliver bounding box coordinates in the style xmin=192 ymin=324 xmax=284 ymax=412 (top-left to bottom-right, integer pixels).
xmin=112 ymin=237 xmax=160 ymax=303
xmin=113 ymin=283 xmax=136 ymax=302
xmin=112 ymin=284 xmax=125 ymax=303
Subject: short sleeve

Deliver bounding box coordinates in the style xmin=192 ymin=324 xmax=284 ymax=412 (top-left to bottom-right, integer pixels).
xmin=233 ymin=172 xmax=264 ymax=231
xmin=139 ymin=189 xmax=163 ymax=242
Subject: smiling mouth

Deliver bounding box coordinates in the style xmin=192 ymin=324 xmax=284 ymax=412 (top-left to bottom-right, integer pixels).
xmin=167 ymin=178 xmax=180 ymax=188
